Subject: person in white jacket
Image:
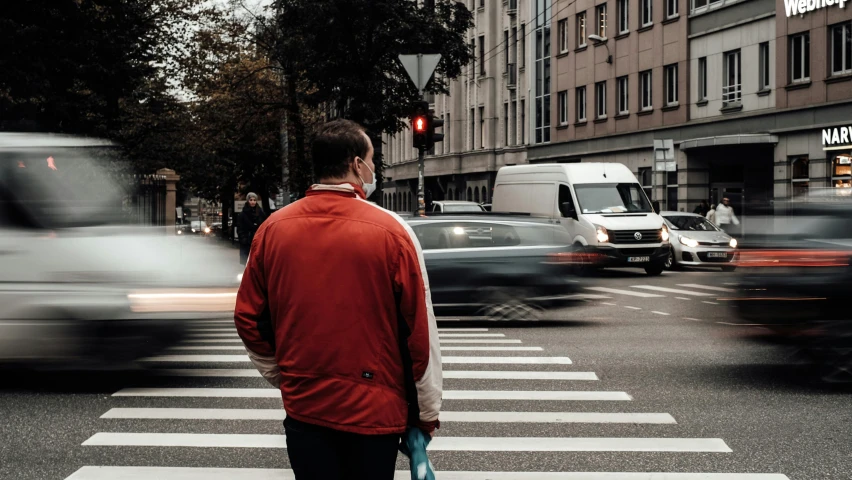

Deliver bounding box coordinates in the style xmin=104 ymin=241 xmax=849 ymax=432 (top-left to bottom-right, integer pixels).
xmin=715 ymin=198 xmax=739 ymax=232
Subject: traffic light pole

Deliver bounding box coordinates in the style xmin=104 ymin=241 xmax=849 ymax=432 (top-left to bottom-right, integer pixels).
xmin=417 ymin=146 xmax=426 ymax=216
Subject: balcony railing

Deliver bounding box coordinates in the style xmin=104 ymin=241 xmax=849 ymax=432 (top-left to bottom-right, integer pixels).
xmin=507 ymin=63 xmax=517 ymax=89
xmin=722 ymin=83 xmax=742 ymax=104
xmin=508 ymin=0 xmax=518 ymax=15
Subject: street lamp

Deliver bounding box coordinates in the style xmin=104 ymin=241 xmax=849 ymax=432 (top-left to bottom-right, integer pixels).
xmin=588 ymin=34 xmax=613 ymax=64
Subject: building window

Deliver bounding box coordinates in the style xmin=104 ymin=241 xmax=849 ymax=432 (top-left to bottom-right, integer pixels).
xmin=504 ymin=30 xmax=510 ymax=73
xmin=639 ymin=167 xmax=653 ymax=200
xmin=470 ymin=39 xmax=476 ymax=76
xmin=558 ymin=19 xmax=569 ymax=53
xmin=790 ymin=33 xmax=810 ymax=83
xmin=534 ymin=0 xmax=552 ymax=144
xmin=831 ymin=22 xmax=852 ymax=76
xmin=698 ymin=57 xmax=707 ymax=101
xmin=521 ymin=99 xmax=526 ymax=143
xmin=596 ymin=81 xmax=607 ymax=119
xmin=470 ymin=107 xmax=475 ymax=149
xmin=640 ymin=70 xmax=652 ymax=110
xmin=520 ymin=24 xmax=526 ymax=68
xmin=833 ymin=154 xmax=852 ymax=188
xmin=558 ymin=90 xmax=569 ymax=125
xmin=664 ymin=64 xmax=678 ymax=106
xmin=446 ymin=113 xmax=451 ymax=153
xmin=667 ymin=0 xmax=678 ymax=18
xmin=723 ymin=50 xmax=742 ymax=104
xmin=666 ymin=169 xmax=678 ymax=211
xmin=479 ymin=35 xmax=486 ymax=76
xmin=791 ymin=157 xmax=809 ymax=198
xmin=577 ymin=12 xmax=587 ymax=47
xmin=641 ymin=0 xmax=653 ymax=27
xmin=617 ymin=76 xmax=629 ymax=114
xmin=511 ymin=26 xmax=518 ymax=65
xmin=618 ymin=0 xmax=629 ymax=34
xmin=759 ymin=42 xmax=770 ymax=90
xmin=479 ymin=106 xmax=485 ymax=148
xmin=597 ymin=4 xmax=608 ymax=38
xmin=504 ymin=103 xmax=509 ymax=145
xmin=691 ymin=0 xmax=721 ymax=12
xmin=510 ymin=101 xmax=517 ymax=146
xmin=480 ymin=0 xmax=484 ymax=7
xmin=576 ymin=86 xmax=587 ymax=122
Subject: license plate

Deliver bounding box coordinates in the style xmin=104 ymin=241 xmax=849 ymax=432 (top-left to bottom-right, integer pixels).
xmin=627 ymin=256 xmax=650 ymax=263
xmin=708 ymin=252 xmax=728 ymax=258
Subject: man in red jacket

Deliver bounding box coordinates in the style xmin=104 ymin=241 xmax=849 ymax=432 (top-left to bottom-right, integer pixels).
xmin=234 ymin=119 xmax=442 ymax=480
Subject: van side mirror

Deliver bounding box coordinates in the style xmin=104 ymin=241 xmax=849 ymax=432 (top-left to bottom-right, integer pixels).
xmin=559 ymin=202 xmax=577 ymax=219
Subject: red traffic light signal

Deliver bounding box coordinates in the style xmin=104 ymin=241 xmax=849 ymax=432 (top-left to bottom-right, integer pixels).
xmin=413 ymin=116 xmax=428 ymax=133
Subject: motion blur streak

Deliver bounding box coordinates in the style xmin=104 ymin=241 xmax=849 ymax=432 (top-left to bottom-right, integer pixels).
xmin=127 ymin=290 xmax=238 ymax=313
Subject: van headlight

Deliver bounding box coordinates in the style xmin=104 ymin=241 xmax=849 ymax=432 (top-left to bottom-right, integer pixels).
xmin=679 ymin=235 xmax=699 ymax=248
xmin=661 ymin=225 xmax=670 ymax=242
xmin=594 ymin=225 xmax=609 ymax=243
xmin=729 ymin=238 xmax=738 ymax=248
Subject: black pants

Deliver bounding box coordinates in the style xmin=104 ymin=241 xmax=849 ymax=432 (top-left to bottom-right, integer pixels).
xmin=284 ymin=416 xmax=401 ymax=480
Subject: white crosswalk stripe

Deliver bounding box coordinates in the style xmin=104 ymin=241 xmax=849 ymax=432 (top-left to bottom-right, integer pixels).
xmin=677 ymin=284 xmax=737 ymax=293
xmin=65 ymin=466 xmax=791 ymax=480
xmin=68 ymin=327 xmax=789 ymax=480
xmin=81 ymin=432 xmax=731 ymax=452
xmin=101 ymin=408 xmax=675 ymax=424
xmin=112 ymin=388 xmax=630 ymax=401
xmin=631 ymin=286 xmax=716 ymax=297
xmin=585 ymin=287 xmax=665 ymax=298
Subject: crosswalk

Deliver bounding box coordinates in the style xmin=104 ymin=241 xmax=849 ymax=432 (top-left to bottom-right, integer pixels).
xmin=64 ymin=322 xmax=788 ymax=480
xmin=584 ymin=283 xmax=736 ymax=301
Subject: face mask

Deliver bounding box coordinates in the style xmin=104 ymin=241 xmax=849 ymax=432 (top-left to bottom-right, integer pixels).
xmin=357 ymin=158 xmax=377 ymax=197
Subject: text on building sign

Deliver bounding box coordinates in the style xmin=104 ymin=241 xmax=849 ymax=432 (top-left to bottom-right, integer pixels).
xmin=785 ymin=0 xmax=846 ymax=17
xmin=823 ymin=127 xmax=852 ymax=147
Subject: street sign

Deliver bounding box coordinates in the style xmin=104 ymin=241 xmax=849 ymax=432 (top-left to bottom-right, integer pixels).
xmin=399 ymin=54 xmax=442 ymax=94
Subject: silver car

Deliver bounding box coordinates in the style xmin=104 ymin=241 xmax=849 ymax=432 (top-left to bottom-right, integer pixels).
xmin=0 ymin=133 xmax=242 ymax=370
xmin=660 ymin=211 xmax=738 ymax=271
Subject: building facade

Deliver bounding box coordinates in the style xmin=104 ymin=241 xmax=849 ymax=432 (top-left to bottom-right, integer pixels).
xmin=527 ymin=0 xmax=852 ymax=237
xmin=382 ymin=0 xmax=531 ymax=213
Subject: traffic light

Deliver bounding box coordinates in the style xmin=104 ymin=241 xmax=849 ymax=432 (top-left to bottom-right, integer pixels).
xmin=427 ymin=109 xmax=443 ymax=151
xmin=411 ymin=101 xmax=429 ymax=149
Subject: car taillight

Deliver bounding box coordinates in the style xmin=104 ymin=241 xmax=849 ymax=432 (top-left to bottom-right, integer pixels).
xmin=736 ymin=249 xmax=851 ymax=268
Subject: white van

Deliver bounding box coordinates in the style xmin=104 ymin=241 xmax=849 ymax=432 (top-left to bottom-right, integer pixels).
xmin=492 ymin=163 xmax=670 ymax=275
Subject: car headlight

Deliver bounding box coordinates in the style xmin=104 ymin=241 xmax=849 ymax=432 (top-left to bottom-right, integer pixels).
xmin=729 ymin=238 xmax=738 ymax=248
xmin=191 ymin=229 xmax=196 ymax=233
xmin=661 ymin=225 xmax=670 ymax=242
xmin=679 ymin=235 xmax=699 ymax=248
xmin=204 ymin=227 xmax=211 ymax=234
xmin=177 ymin=230 xmax=182 ymax=235
xmin=594 ymin=225 xmax=609 ymax=243
xmin=452 ymin=227 xmax=465 ymax=235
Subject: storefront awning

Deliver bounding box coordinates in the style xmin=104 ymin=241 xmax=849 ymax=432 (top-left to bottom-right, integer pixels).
xmin=679 ymin=134 xmax=779 ymax=151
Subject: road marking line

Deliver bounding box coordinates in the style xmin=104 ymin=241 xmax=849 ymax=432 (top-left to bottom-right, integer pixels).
xmin=111 ymin=388 xmax=626 ymax=401
xmin=651 ymin=311 xmax=670 ymax=316
xmin=153 ymin=369 xmax=597 ymax=380
xmin=631 ymin=286 xmax=715 ymax=297
xmin=684 ymin=318 xmax=703 ymax=322
xmin=80 ymin=434 xmax=730 ymax=452
xmin=64 ymin=466 xmax=791 ymax=480
xmin=702 ymin=301 xmax=720 ymax=305
xmin=586 ymin=287 xmax=664 ymax=298
xmin=100 ymin=409 xmax=672 ymax=424
xmin=676 ymin=297 xmax=691 ymax=301
xmin=439 ymin=347 xmax=543 ymax=351
xmin=602 ymin=302 xmax=617 ymax=306
xmin=188 ymin=328 xmax=236 ymax=333
xmin=141 ymin=355 xmax=572 ymax=364
xmin=717 ymin=322 xmax=768 ymax=326
xmin=437 ymin=328 xmax=489 ymax=332
xmin=678 ymin=284 xmax=737 ymax=293
xmin=439 ymin=333 xmax=506 ymax=337
xmin=723 ymin=282 xmax=739 ymax=286
xmin=625 ymin=306 xmax=642 ymax=310
xmin=438 ymin=339 xmax=523 ymax=344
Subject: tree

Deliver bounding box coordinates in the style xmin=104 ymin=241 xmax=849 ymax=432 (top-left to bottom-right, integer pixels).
xmin=270 ymin=0 xmax=473 ymax=201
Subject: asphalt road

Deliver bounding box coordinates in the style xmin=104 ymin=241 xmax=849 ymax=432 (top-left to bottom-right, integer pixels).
xmin=1 ymin=268 xmax=849 ymax=480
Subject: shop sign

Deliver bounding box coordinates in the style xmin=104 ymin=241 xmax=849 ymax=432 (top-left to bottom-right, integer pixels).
xmin=822 ymin=127 xmax=852 ymax=150
xmin=785 ymin=0 xmax=847 ymax=18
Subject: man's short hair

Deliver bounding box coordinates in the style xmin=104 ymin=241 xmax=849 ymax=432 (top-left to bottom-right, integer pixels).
xmin=312 ymin=119 xmax=371 ymax=180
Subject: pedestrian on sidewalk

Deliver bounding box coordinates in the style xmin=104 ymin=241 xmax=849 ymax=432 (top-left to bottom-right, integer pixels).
xmin=706 ymin=205 xmax=717 ymax=225
xmin=715 ymin=197 xmax=739 ymax=233
xmin=693 ymin=200 xmax=710 ymax=217
xmin=234 ymin=119 xmax=442 ymax=480
xmin=237 ymin=192 xmax=266 ymax=265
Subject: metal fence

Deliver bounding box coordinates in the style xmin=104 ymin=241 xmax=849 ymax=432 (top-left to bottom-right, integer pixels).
xmin=119 ymin=174 xmax=167 ymax=226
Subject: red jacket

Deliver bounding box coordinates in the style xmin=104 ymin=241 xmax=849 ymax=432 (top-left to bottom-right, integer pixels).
xmin=234 ymin=183 xmax=442 ymax=435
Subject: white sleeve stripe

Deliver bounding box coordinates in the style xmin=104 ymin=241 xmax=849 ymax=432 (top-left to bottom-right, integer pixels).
xmin=356 ymin=200 xmax=443 ymax=423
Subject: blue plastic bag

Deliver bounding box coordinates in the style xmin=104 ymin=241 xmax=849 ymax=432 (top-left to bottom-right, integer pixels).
xmin=399 ymin=428 xmax=435 ymax=480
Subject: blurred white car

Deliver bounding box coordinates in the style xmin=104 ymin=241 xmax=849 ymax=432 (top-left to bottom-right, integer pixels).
xmin=660 ymin=211 xmax=738 ymax=271
xmin=0 ymin=133 xmax=242 ymax=369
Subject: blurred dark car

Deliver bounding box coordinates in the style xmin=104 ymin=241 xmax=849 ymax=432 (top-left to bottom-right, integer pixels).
xmin=730 ymin=200 xmax=852 ymax=381
xmin=406 ymin=215 xmax=584 ymax=321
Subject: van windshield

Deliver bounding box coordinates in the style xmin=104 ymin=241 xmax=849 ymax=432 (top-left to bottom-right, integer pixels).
xmin=574 ymin=183 xmax=652 ymax=214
